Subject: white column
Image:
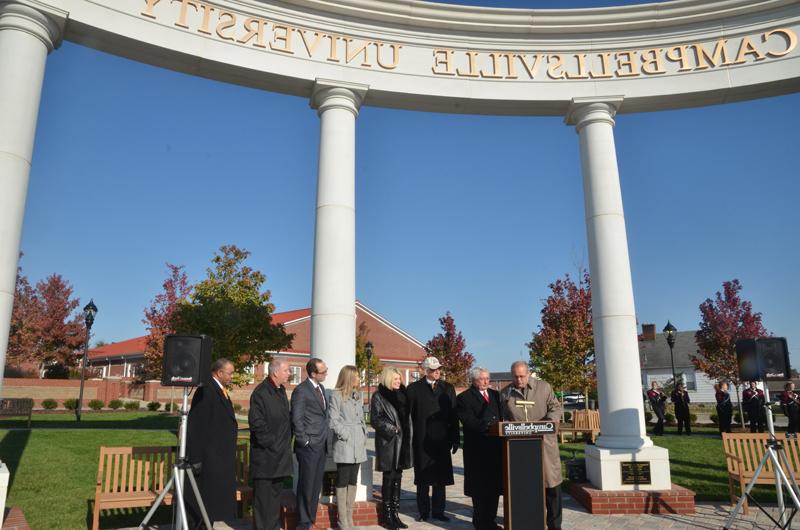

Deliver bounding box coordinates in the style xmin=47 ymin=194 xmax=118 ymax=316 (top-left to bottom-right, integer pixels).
xmin=566 ymin=97 xmax=671 ymax=490
xmin=0 ymin=2 xmax=62 ymax=397
xmin=309 ymin=80 xmax=367 ymax=386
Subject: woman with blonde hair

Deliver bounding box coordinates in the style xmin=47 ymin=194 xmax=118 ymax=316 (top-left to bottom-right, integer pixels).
xmin=370 ymin=367 xmax=412 ymax=530
xmin=329 ymin=365 xmax=368 ymax=530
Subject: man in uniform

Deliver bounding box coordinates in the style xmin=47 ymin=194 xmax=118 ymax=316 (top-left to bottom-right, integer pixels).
xmin=500 ymin=361 xmax=563 ymax=530
xmin=406 ymin=356 xmax=459 ymax=522
xmin=743 ymin=381 xmax=766 ymax=433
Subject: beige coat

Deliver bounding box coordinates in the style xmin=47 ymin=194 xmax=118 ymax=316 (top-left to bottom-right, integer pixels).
xmin=500 ymin=378 xmax=563 ymax=488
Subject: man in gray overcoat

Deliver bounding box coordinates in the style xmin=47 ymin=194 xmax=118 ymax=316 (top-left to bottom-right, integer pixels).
xmin=501 ymin=361 xmax=563 ymax=530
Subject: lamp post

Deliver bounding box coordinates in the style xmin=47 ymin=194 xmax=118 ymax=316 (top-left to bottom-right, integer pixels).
xmin=365 ymin=341 xmax=373 ymax=409
xmin=663 ymin=321 xmax=677 ymax=386
xmin=76 ymin=299 xmax=98 ymax=422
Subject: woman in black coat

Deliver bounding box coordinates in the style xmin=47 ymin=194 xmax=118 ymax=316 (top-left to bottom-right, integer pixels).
xmin=370 ymin=367 xmax=413 ymax=530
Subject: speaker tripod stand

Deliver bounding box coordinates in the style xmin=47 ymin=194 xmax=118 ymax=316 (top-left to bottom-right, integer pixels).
xmin=139 ymin=387 xmax=212 ymax=530
xmin=722 ymin=405 xmax=800 ymax=530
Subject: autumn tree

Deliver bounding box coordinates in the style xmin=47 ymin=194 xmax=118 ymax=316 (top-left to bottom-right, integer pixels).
xmin=34 ymin=274 xmax=86 ymax=376
xmin=693 ymin=279 xmax=767 ymax=424
xmin=425 ymin=312 xmax=475 ymax=387
xmin=355 ymin=321 xmax=381 ymax=378
xmin=174 ymin=245 xmax=293 ymax=373
xmin=528 ymin=271 xmax=595 ymax=408
xmin=142 ymin=263 xmax=192 ymax=378
xmin=7 ymin=264 xmax=41 ymax=369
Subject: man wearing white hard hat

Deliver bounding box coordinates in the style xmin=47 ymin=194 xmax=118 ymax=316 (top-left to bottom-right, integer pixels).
xmin=405 ymin=356 xmax=460 ymax=522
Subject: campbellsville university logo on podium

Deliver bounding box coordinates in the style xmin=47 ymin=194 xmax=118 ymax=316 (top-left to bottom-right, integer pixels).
xmin=498 ymin=421 xmax=556 ymax=437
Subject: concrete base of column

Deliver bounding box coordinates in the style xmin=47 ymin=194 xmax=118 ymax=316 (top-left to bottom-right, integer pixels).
xmin=0 ymin=462 xmax=9 ymax=516
xmin=585 ymin=445 xmax=671 ymax=490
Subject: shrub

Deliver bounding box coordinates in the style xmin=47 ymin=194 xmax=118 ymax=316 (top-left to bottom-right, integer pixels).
xmin=689 ymin=413 xmax=698 ymax=425
xmin=163 ymin=402 xmax=173 ymax=412
xmin=62 ymin=398 xmax=78 ymax=410
xmin=710 ymin=413 xmax=719 ymax=425
xmin=562 ymin=411 xmax=571 ymax=423
xmin=664 ymin=412 xmax=675 ymax=425
xmin=40 ymin=398 xmax=57 ymax=410
xmin=108 ymin=399 xmax=123 ymax=410
xmin=124 ymin=401 xmax=140 ymax=411
xmin=147 ymin=401 xmax=161 ymax=411
xmin=88 ymin=399 xmax=104 ymax=411
xmin=233 ymin=403 xmax=243 ymax=413
xmin=644 ymin=411 xmax=653 ymax=423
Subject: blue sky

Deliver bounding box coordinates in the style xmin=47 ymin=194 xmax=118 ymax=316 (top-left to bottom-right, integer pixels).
xmin=18 ymin=0 xmax=800 ymax=372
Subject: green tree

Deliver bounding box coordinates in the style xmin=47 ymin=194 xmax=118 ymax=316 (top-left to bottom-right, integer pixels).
xmin=174 ymin=245 xmax=293 ymax=373
xmin=528 ymin=271 xmax=595 ymax=408
xmin=355 ymin=321 xmax=381 ymax=377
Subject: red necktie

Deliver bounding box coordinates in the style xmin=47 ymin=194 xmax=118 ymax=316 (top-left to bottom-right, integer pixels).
xmin=483 ymin=391 xmax=489 ymax=403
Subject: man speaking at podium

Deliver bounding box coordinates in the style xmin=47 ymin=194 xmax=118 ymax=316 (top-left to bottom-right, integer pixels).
xmin=500 ymin=361 xmax=563 ymax=530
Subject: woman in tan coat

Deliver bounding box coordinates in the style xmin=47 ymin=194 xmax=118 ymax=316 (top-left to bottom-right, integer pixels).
xmin=500 ymin=361 xmax=563 ymax=530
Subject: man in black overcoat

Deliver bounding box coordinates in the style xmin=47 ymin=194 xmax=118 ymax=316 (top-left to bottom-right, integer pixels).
xmin=456 ymin=367 xmax=502 ymax=530
xmin=291 ymin=358 xmax=331 ymax=530
xmin=186 ymin=358 xmax=238 ymax=528
xmin=250 ymin=359 xmax=293 ymax=530
xmin=406 ymin=356 xmax=459 ymax=522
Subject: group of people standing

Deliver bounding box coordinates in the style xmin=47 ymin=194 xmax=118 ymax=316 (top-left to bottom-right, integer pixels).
xmin=185 ymin=355 xmax=565 ymax=530
xmin=646 ymin=381 xmax=692 ymax=436
xmin=371 ymin=358 xmax=563 ymax=530
xmin=647 ymin=379 xmax=799 ymax=439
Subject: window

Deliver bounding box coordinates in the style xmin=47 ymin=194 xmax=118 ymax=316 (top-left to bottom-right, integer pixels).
xmin=290 ymin=365 xmax=301 ymax=385
xmin=243 ymin=364 xmax=255 ymax=384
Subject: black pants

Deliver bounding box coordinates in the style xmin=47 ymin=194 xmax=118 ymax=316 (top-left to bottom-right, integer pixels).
xmin=653 ymin=413 xmax=664 ymax=436
xmin=747 ymin=410 xmax=766 ymax=433
xmin=676 ymin=412 xmax=691 ymax=435
xmin=545 ymin=486 xmax=563 ymax=530
xmin=253 ymin=477 xmax=285 ymax=530
xmin=470 ymin=491 xmax=499 ymax=530
xmin=295 ymin=444 xmax=327 ymax=530
xmin=717 ymin=407 xmax=732 ymax=434
xmin=787 ymin=406 xmax=799 ymax=435
xmin=336 ymin=462 xmax=360 ymax=487
xmin=416 ymin=484 xmax=445 ymax=517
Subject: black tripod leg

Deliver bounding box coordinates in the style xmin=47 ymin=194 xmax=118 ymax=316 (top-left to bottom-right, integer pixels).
xmin=138 ymin=473 xmax=175 ymax=529
xmin=185 ymin=468 xmax=213 ymax=530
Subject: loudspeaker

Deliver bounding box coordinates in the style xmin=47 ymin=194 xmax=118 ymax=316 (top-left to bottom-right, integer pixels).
xmin=162 ymin=335 xmax=212 ymax=386
xmin=735 ymin=337 xmax=791 ymax=381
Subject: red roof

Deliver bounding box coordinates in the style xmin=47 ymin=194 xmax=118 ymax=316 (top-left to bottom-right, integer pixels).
xmin=88 ymin=336 xmax=147 ymax=359
xmin=272 ymin=308 xmax=311 ymax=325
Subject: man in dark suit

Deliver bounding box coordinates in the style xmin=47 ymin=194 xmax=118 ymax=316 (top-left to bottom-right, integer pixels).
xmin=186 ymin=358 xmax=238 ymax=528
xmin=250 ymin=359 xmax=293 ymax=530
xmin=456 ymin=367 xmax=502 ymax=530
xmin=406 ymin=356 xmax=459 ymax=522
xmin=291 ymin=358 xmax=330 ymax=530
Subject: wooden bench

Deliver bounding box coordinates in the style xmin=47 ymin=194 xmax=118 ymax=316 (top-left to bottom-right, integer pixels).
xmin=0 ymin=398 xmax=33 ymax=428
xmin=722 ymin=432 xmax=800 ymax=514
xmin=559 ymin=409 xmax=600 ymax=444
xmin=92 ymin=443 xmax=252 ymax=530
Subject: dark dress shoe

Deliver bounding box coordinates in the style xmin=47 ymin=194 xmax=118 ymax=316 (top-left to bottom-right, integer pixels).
xmin=415 ymin=514 xmax=429 ymax=522
xmin=432 ymin=514 xmax=450 ymax=522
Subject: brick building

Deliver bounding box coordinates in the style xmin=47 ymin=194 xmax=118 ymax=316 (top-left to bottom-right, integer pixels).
xmin=86 ymin=301 xmax=427 ymax=390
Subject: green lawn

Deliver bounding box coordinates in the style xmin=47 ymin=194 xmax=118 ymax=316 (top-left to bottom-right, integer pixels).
xmin=559 ymin=430 xmax=780 ymax=503
xmin=0 ymin=411 xmax=179 ymax=430
xmin=1 ymin=414 xmax=179 ymax=529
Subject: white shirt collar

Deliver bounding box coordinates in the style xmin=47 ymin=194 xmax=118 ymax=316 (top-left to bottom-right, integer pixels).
xmin=212 ymin=377 xmax=224 ymax=391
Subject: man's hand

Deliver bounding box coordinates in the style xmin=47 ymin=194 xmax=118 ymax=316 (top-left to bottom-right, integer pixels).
xmin=451 ymin=442 xmax=459 ymax=454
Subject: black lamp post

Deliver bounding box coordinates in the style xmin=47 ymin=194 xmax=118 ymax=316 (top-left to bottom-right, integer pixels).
xmin=76 ymin=299 xmax=98 ymax=422
xmin=663 ymin=321 xmax=677 ymax=385
xmin=365 ymin=341 xmax=373 ymax=408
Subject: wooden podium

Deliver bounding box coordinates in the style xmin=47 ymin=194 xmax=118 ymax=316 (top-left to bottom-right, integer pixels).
xmin=489 ymin=421 xmax=556 ymax=530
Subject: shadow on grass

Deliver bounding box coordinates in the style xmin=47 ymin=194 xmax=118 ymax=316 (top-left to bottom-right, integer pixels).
xmin=0 ymin=414 xmax=180 ymax=431
xmin=86 ymin=499 xmax=175 ymax=530
xmin=0 ymin=429 xmax=31 ymax=491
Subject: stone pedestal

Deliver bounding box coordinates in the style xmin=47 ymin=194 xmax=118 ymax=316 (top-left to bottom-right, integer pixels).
xmin=585 ymin=445 xmax=671 ymax=491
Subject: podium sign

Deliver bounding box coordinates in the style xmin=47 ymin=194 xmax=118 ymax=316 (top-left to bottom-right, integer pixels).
xmin=490 ymin=421 xmax=554 ymax=530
